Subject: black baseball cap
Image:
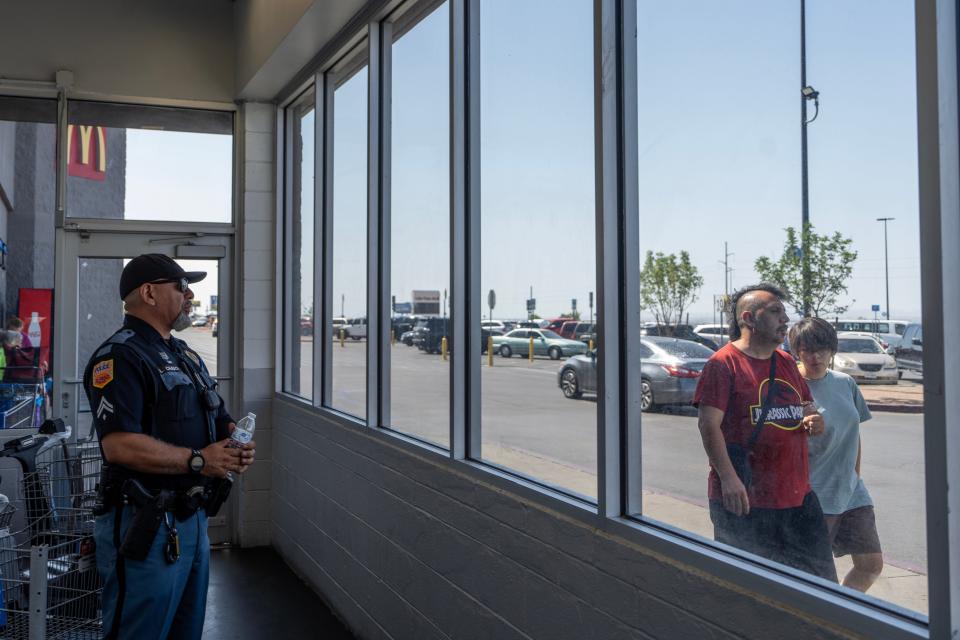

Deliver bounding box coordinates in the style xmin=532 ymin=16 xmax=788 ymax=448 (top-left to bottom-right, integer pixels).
xmin=119 ymin=254 xmax=206 ymax=299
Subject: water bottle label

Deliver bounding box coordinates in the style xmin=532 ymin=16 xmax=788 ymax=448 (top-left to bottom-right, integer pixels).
xmin=232 ymin=429 xmax=253 ymax=444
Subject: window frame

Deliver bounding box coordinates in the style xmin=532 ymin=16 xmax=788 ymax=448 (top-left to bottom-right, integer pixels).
xmin=273 ymin=0 xmax=959 ymax=636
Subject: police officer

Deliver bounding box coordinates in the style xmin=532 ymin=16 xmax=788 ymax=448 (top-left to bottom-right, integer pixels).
xmin=83 ymin=254 xmax=255 ymax=640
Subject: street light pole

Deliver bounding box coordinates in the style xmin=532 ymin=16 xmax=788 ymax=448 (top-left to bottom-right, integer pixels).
xmin=800 ymin=0 xmax=811 ymax=317
xmin=877 ymin=217 xmax=895 ymax=319
xmin=799 ymin=0 xmax=821 ymax=318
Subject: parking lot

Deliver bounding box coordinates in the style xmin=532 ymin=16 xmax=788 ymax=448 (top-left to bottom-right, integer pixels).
xmin=191 ymin=329 xmax=929 ymax=613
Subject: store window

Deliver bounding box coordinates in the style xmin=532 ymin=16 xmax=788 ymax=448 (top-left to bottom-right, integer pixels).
xmin=634 ymin=0 xmax=926 ymax=616
xmin=328 ymin=56 xmax=369 ymax=419
xmin=477 ymin=0 xmax=597 ymax=498
xmin=388 ymin=2 xmax=450 ymax=447
xmin=283 ymin=90 xmax=316 ymax=400
xmin=67 ymin=102 xmax=233 ymax=223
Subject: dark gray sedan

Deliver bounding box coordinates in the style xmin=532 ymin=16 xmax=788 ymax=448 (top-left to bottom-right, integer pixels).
xmin=557 ymin=336 xmax=714 ymax=411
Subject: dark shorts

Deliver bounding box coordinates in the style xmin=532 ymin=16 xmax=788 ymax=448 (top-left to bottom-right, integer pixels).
xmin=824 ymin=506 xmax=882 ymax=557
xmin=709 ymin=491 xmax=838 ymax=582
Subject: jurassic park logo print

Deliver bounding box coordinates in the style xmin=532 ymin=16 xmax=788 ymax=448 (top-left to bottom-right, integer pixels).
xmin=748 ymin=377 xmax=804 ymax=430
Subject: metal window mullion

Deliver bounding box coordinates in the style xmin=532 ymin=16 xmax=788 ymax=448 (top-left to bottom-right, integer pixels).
xmin=450 ymin=0 xmax=477 ymax=459
xmin=377 ymin=22 xmax=394 ymax=428
xmin=595 ymin=0 xmax=639 ymax=519
xmin=367 ymin=26 xmax=384 ymax=428
xmin=313 ymin=77 xmax=326 ymax=406
xmin=917 ymin=1 xmax=960 ymax=637
xmin=619 ymin=0 xmax=641 ymax=517
xmin=321 ymin=74 xmax=335 ymax=406
xmin=55 ymin=90 xmax=68 ymax=226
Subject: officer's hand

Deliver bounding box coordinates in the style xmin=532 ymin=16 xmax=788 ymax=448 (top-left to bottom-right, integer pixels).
xmin=199 ymin=439 xmax=246 ymax=478
xmin=235 ymin=440 xmax=256 ymax=474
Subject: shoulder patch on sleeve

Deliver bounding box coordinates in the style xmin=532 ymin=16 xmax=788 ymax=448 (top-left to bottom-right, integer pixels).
xmin=92 ymin=359 xmax=114 ymax=389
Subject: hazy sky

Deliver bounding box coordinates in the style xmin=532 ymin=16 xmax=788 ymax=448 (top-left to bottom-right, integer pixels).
xmin=120 ymin=0 xmax=922 ymax=324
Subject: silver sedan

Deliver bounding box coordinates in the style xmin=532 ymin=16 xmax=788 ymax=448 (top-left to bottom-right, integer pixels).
xmin=557 ymin=336 xmax=713 ymax=411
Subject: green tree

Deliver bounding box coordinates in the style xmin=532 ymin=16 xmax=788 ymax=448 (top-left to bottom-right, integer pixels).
xmin=639 ymin=250 xmax=704 ymax=333
xmin=754 ymin=224 xmax=858 ymax=317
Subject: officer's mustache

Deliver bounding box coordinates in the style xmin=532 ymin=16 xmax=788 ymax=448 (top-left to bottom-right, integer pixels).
xmin=173 ymin=311 xmax=192 ymax=332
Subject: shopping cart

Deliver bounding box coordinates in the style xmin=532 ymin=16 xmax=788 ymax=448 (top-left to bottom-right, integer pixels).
xmin=0 ymin=368 xmax=47 ymax=431
xmin=0 ymin=424 xmax=102 ymax=639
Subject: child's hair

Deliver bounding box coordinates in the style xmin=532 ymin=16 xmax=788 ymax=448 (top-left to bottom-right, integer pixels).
xmin=787 ymin=317 xmax=838 ymax=354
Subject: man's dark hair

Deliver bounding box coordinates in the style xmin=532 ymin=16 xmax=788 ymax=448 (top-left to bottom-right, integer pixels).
xmin=787 ymin=317 xmax=837 ymax=355
xmin=727 ymin=283 xmax=788 ymax=341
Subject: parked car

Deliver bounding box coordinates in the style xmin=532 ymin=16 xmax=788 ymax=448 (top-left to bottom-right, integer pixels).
xmin=693 ymin=323 xmax=729 ymax=347
xmin=640 ymin=323 xmax=719 ymax=351
xmin=558 ymin=321 xmax=579 ymax=339
xmin=573 ymin=322 xmax=596 ymax=344
xmin=346 ymin=317 xmax=367 ymax=340
xmin=831 ymin=319 xmax=910 ymax=350
xmin=543 ymin=318 xmax=569 ymax=333
xmin=392 ymin=315 xmax=416 ymax=340
xmin=481 ymin=320 xmax=506 ymax=332
xmin=418 ymin=317 xmax=449 ymax=354
xmin=895 ymin=323 xmax=923 ymax=377
xmin=299 ymin=316 xmax=313 ymax=336
xmin=492 ymin=329 xmax=587 ymax=360
xmin=558 ymin=337 xmax=712 ymax=411
xmin=831 ymin=332 xmax=898 ymax=384
xmin=191 ymin=315 xmax=208 ymax=327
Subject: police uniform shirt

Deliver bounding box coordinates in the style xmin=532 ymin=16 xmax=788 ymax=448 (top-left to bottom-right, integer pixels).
xmin=83 ymin=315 xmax=233 ymax=490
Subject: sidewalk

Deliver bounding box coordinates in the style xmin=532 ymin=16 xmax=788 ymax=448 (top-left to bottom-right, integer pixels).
xmin=859 ymin=379 xmax=923 ymax=413
xmin=482 ymin=442 xmax=928 ymax=616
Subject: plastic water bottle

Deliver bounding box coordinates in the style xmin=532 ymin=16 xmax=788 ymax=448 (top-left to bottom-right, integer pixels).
xmin=27 ymin=312 xmax=41 ymax=348
xmin=229 ymin=412 xmax=256 ymax=448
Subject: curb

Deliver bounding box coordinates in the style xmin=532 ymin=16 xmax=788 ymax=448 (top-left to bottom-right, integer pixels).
xmin=866 ymin=402 xmax=923 ymax=414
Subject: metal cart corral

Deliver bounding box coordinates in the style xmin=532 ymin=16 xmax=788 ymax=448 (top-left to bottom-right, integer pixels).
xmin=0 ymin=429 xmax=102 ymax=639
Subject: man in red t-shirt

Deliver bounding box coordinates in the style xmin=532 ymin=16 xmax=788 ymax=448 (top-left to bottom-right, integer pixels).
xmin=695 ymin=283 xmax=837 ymax=582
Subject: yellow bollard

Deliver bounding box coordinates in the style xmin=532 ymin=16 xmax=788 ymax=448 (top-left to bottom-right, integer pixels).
xmin=340 ymin=329 xmax=345 ymax=347
xmin=488 ymin=336 xmax=494 ymax=367
xmin=529 ymin=336 xmax=534 ymax=362
xmin=589 ymin=339 xmax=594 ymax=351
xmin=391 ymin=331 xmax=396 ymax=346
xmin=441 ymin=336 xmax=448 ymax=361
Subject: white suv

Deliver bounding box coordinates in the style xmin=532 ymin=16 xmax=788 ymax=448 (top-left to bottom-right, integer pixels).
xmin=693 ymin=323 xmax=729 ymax=346
xmin=347 ymin=317 xmax=368 ymax=340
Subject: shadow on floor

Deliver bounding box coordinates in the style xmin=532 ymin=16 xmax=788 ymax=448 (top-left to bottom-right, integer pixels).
xmin=203 ymin=546 xmax=355 ymax=639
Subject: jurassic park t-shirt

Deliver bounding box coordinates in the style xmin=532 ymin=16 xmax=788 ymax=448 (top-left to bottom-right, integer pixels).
xmin=694 ymin=344 xmax=813 ymax=509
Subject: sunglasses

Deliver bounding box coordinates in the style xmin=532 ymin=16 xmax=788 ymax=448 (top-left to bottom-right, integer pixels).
xmin=149 ymin=277 xmax=190 ymax=293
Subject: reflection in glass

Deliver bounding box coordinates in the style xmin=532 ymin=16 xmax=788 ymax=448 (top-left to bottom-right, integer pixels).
xmin=330 ymin=65 xmax=368 ymax=418
xmin=478 ymin=0 xmax=597 ymax=498
xmin=635 ymin=0 xmax=925 ymax=614
xmin=389 ymin=3 xmax=450 ymax=447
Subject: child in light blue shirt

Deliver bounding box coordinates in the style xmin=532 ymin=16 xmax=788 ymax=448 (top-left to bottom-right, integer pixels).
xmin=788 ymin=318 xmax=883 ymax=593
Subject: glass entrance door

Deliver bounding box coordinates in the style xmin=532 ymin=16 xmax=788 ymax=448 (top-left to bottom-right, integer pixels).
xmin=54 ymin=228 xmax=233 ymax=539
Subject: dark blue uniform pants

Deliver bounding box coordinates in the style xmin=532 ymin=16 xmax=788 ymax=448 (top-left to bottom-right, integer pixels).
xmin=95 ymin=505 xmax=209 ymax=640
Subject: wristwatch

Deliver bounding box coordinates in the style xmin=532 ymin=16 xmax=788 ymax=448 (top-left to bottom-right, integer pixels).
xmin=188 ymin=449 xmax=205 ymax=474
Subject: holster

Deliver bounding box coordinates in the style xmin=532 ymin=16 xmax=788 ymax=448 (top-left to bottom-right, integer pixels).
xmin=118 ymin=479 xmax=173 ymax=561
xmin=204 ymin=477 xmax=233 ymax=518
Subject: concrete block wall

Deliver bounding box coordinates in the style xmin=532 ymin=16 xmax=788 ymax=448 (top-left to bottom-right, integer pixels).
xmin=271 ymin=398 xmax=856 ymax=640
xmin=236 ymin=101 xmax=275 ymax=547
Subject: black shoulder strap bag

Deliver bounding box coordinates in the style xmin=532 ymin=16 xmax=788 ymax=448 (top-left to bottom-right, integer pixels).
xmin=726 ymin=354 xmax=777 ymax=489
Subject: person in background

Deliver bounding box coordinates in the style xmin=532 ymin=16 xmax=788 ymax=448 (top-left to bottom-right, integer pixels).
xmin=789 ymin=317 xmax=883 ymax=592
xmin=5 ymin=316 xmax=30 ymax=348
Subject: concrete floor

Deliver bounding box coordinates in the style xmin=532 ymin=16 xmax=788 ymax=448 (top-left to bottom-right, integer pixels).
xmin=204 ymin=546 xmax=354 ymax=639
